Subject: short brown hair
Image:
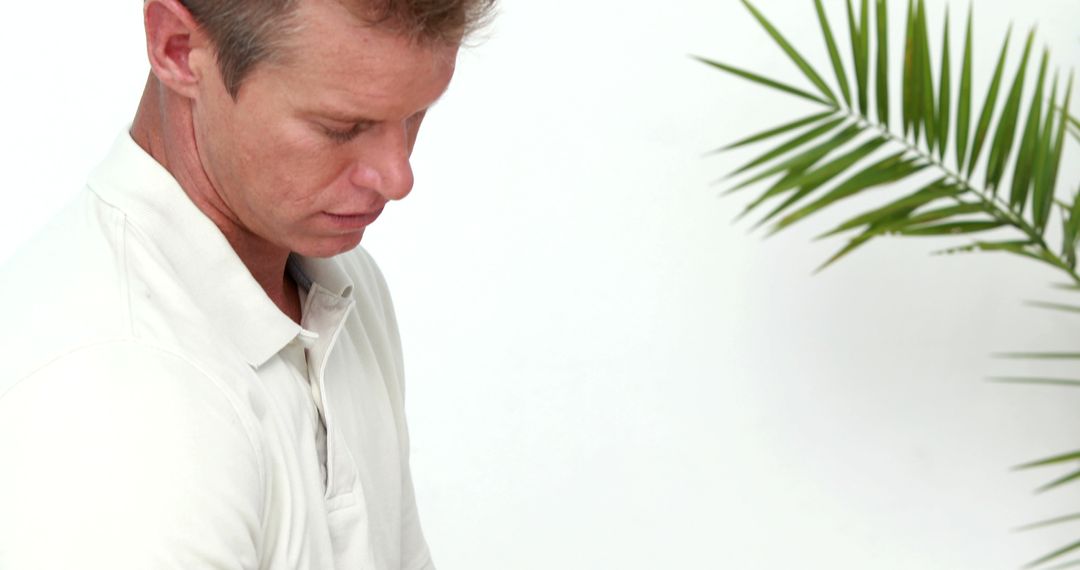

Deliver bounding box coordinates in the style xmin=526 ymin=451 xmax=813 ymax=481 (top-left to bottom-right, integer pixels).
xmin=179 ymin=0 xmax=494 ymax=98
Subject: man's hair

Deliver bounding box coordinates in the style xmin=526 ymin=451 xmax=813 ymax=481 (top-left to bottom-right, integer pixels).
xmin=179 ymin=0 xmax=494 ymax=98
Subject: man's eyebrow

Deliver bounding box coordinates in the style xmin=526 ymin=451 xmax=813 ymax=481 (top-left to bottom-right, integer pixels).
xmin=316 ymin=110 xmax=377 ymax=124
xmin=316 ymin=93 xmax=448 ymax=124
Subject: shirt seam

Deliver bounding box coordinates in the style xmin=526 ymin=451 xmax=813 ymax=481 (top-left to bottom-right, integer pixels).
xmin=80 ymin=185 xmax=272 ymax=507
xmin=121 ymin=214 xmax=134 ymax=337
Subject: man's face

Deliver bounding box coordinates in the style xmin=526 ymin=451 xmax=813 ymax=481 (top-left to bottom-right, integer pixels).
xmin=189 ymin=0 xmax=459 ymax=258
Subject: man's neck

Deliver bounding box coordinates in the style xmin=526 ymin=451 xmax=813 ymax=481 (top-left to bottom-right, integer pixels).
xmin=130 ymin=75 xmax=302 ymax=324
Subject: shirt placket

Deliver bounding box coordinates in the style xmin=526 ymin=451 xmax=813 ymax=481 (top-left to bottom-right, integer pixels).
xmin=300 ymin=284 xmax=356 ymax=501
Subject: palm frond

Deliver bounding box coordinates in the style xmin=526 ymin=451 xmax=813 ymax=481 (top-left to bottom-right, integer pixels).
xmin=985 ymin=29 xmax=1036 ymax=195
xmin=874 ymin=0 xmax=889 ymax=125
xmin=1026 ymin=540 xmax=1080 ymax=569
xmin=1017 ymin=512 xmax=1080 ymax=532
xmin=774 ymin=152 xmax=925 ymax=231
xmin=725 ymin=120 xmax=855 ymax=196
xmin=711 ymin=110 xmax=839 ymax=153
xmin=954 ymin=4 xmax=974 ymax=170
xmin=1062 ymin=183 xmax=1080 ymax=268
xmin=965 ymin=26 xmax=1012 ymax=178
xmin=702 ymin=2 xmax=1080 ymax=566
xmin=1010 ymin=50 xmax=1050 ymax=216
xmin=1034 ymin=74 xmax=1062 ymax=232
xmin=694 ymin=56 xmax=832 ymax=106
xmin=846 ymin=0 xmax=871 ymax=115
xmin=741 ymin=0 xmax=839 ymax=106
xmin=755 ymin=137 xmax=890 ymax=228
xmin=725 ymin=117 xmax=848 ymax=181
xmin=995 ymin=352 xmax=1080 ymax=360
xmin=915 ymin=0 xmax=937 ymax=152
xmin=992 ymin=377 xmax=1080 ymax=388
xmin=819 ymin=178 xmax=957 ymax=238
xmin=1026 ymin=300 xmax=1080 ymax=314
xmin=815 ymin=0 xmax=854 ymax=108
xmin=936 ymin=7 xmax=951 ymax=161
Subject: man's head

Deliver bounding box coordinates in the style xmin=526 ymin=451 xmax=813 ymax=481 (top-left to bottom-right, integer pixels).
xmin=139 ymin=0 xmax=492 ymax=259
xmin=179 ymin=0 xmax=493 ymax=99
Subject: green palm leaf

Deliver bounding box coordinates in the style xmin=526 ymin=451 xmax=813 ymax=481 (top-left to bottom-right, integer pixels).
xmin=1026 ymin=300 xmax=1080 ymax=314
xmin=993 ymin=377 xmax=1080 ymax=388
xmin=1039 ymin=469 xmax=1080 ymax=493
xmin=755 ymin=137 xmax=889 ymax=227
xmin=847 ymin=0 xmax=871 ymax=115
xmin=713 ymin=110 xmax=838 ymax=153
xmin=774 ymin=152 xmax=925 ymax=231
xmin=725 ymin=117 xmax=848 ymax=180
xmin=858 ymin=0 xmax=871 ymax=114
xmin=725 ymin=120 xmax=854 ymax=195
xmin=899 ymin=220 xmax=1005 ymax=236
xmin=1010 ymin=50 xmax=1050 ymax=216
xmin=897 ymin=203 xmax=991 ymax=226
xmin=965 ymin=26 xmax=1013 ymax=177
xmin=737 ymin=131 xmax=879 ymax=218
xmin=996 ymin=352 xmax=1080 ymax=360
xmin=1033 ymin=74 xmax=1060 ymax=231
xmin=818 ymin=178 xmax=958 ymax=237
xmin=901 ymin=0 xmax=918 ymax=137
xmin=1017 ymin=449 xmax=1080 ymax=469
xmin=985 ymin=28 xmax=1036 ymax=194
xmin=955 ymin=5 xmax=974 ymax=170
xmin=874 ymin=0 xmax=889 ymax=126
xmin=1041 ymin=556 xmax=1080 ymax=570
xmin=817 ymin=223 xmax=894 ymax=270
xmin=1018 ymin=513 xmax=1080 ymax=532
xmin=915 ymin=0 xmax=937 ymax=152
xmin=1063 ymin=184 xmax=1080 ymax=269
xmin=936 ymin=8 xmax=951 ymax=160
xmin=933 ymin=240 xmax=1049 ymax=267
xmin=741 ymin=0 xmax=839 ymax=105
xmin=1048 ymin=74 xmax=1076 ymax=212
xmin=694 ymin=56 xmax=833 ymax=106
xmin=815 ymin=0 xmax=853 ymax=108
xmin=1026 ymin=540 xmax=1080 ymax=570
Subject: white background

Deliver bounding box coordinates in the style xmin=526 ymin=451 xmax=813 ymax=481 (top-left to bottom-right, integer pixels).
xmin=3 ymin=1 xmax=1080 ymax=568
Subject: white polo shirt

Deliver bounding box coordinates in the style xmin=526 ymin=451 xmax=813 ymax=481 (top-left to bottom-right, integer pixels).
xmin=0 ymin=133 xmax=434 ymax=570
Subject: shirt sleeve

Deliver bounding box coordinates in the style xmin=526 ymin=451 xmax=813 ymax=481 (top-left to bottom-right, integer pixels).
xmin=0 ymin=341 xmax=265 ymax=570
xmin=400 ymin=459 xmax=436 ymax=570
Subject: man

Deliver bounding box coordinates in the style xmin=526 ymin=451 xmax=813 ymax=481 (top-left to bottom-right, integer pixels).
xmin=0 ymin=0 xmax=491 ymax=567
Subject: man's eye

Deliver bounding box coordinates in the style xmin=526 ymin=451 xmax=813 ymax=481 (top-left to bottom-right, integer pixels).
xmin=321 ymin=122 xmax=370 ymax=143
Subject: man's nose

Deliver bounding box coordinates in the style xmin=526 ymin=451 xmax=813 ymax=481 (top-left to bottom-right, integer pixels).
xmin=349 ymin=123 xmax=414 ymax=201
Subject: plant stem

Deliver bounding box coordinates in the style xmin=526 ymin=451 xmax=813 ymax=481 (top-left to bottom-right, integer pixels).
xmin=842 ymin=109 xmax=1080 ymax=285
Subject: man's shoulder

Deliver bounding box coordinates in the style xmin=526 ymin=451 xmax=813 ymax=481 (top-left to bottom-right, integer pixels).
xmin=2 ymin=190 xmax=133 ymax=374
xmin=0 ymin=188 xmax=244 ymax=386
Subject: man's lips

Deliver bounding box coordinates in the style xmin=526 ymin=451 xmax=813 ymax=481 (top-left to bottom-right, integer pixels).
xmin=322 ymin=206 xmax=384 ymax=229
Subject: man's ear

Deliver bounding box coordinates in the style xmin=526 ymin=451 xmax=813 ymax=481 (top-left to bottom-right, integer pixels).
xmin=143 ymin=0 xmax=212 ymax=99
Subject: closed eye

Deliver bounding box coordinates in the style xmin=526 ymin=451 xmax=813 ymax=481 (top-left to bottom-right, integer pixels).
xmin=321 ymin=121 xmax=373 ymax=143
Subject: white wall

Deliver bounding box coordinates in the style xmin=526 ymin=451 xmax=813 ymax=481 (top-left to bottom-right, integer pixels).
xmin=3 ymin=1 xmax=1080 ymax=568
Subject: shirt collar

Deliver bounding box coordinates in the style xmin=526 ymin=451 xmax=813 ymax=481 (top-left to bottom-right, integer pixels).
xmin=87 ymin=130 xmax=353 ymax=369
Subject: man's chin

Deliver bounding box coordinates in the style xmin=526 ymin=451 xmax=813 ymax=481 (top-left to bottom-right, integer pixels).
xmin=293 ymin=231 xmax=366 ymax=259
